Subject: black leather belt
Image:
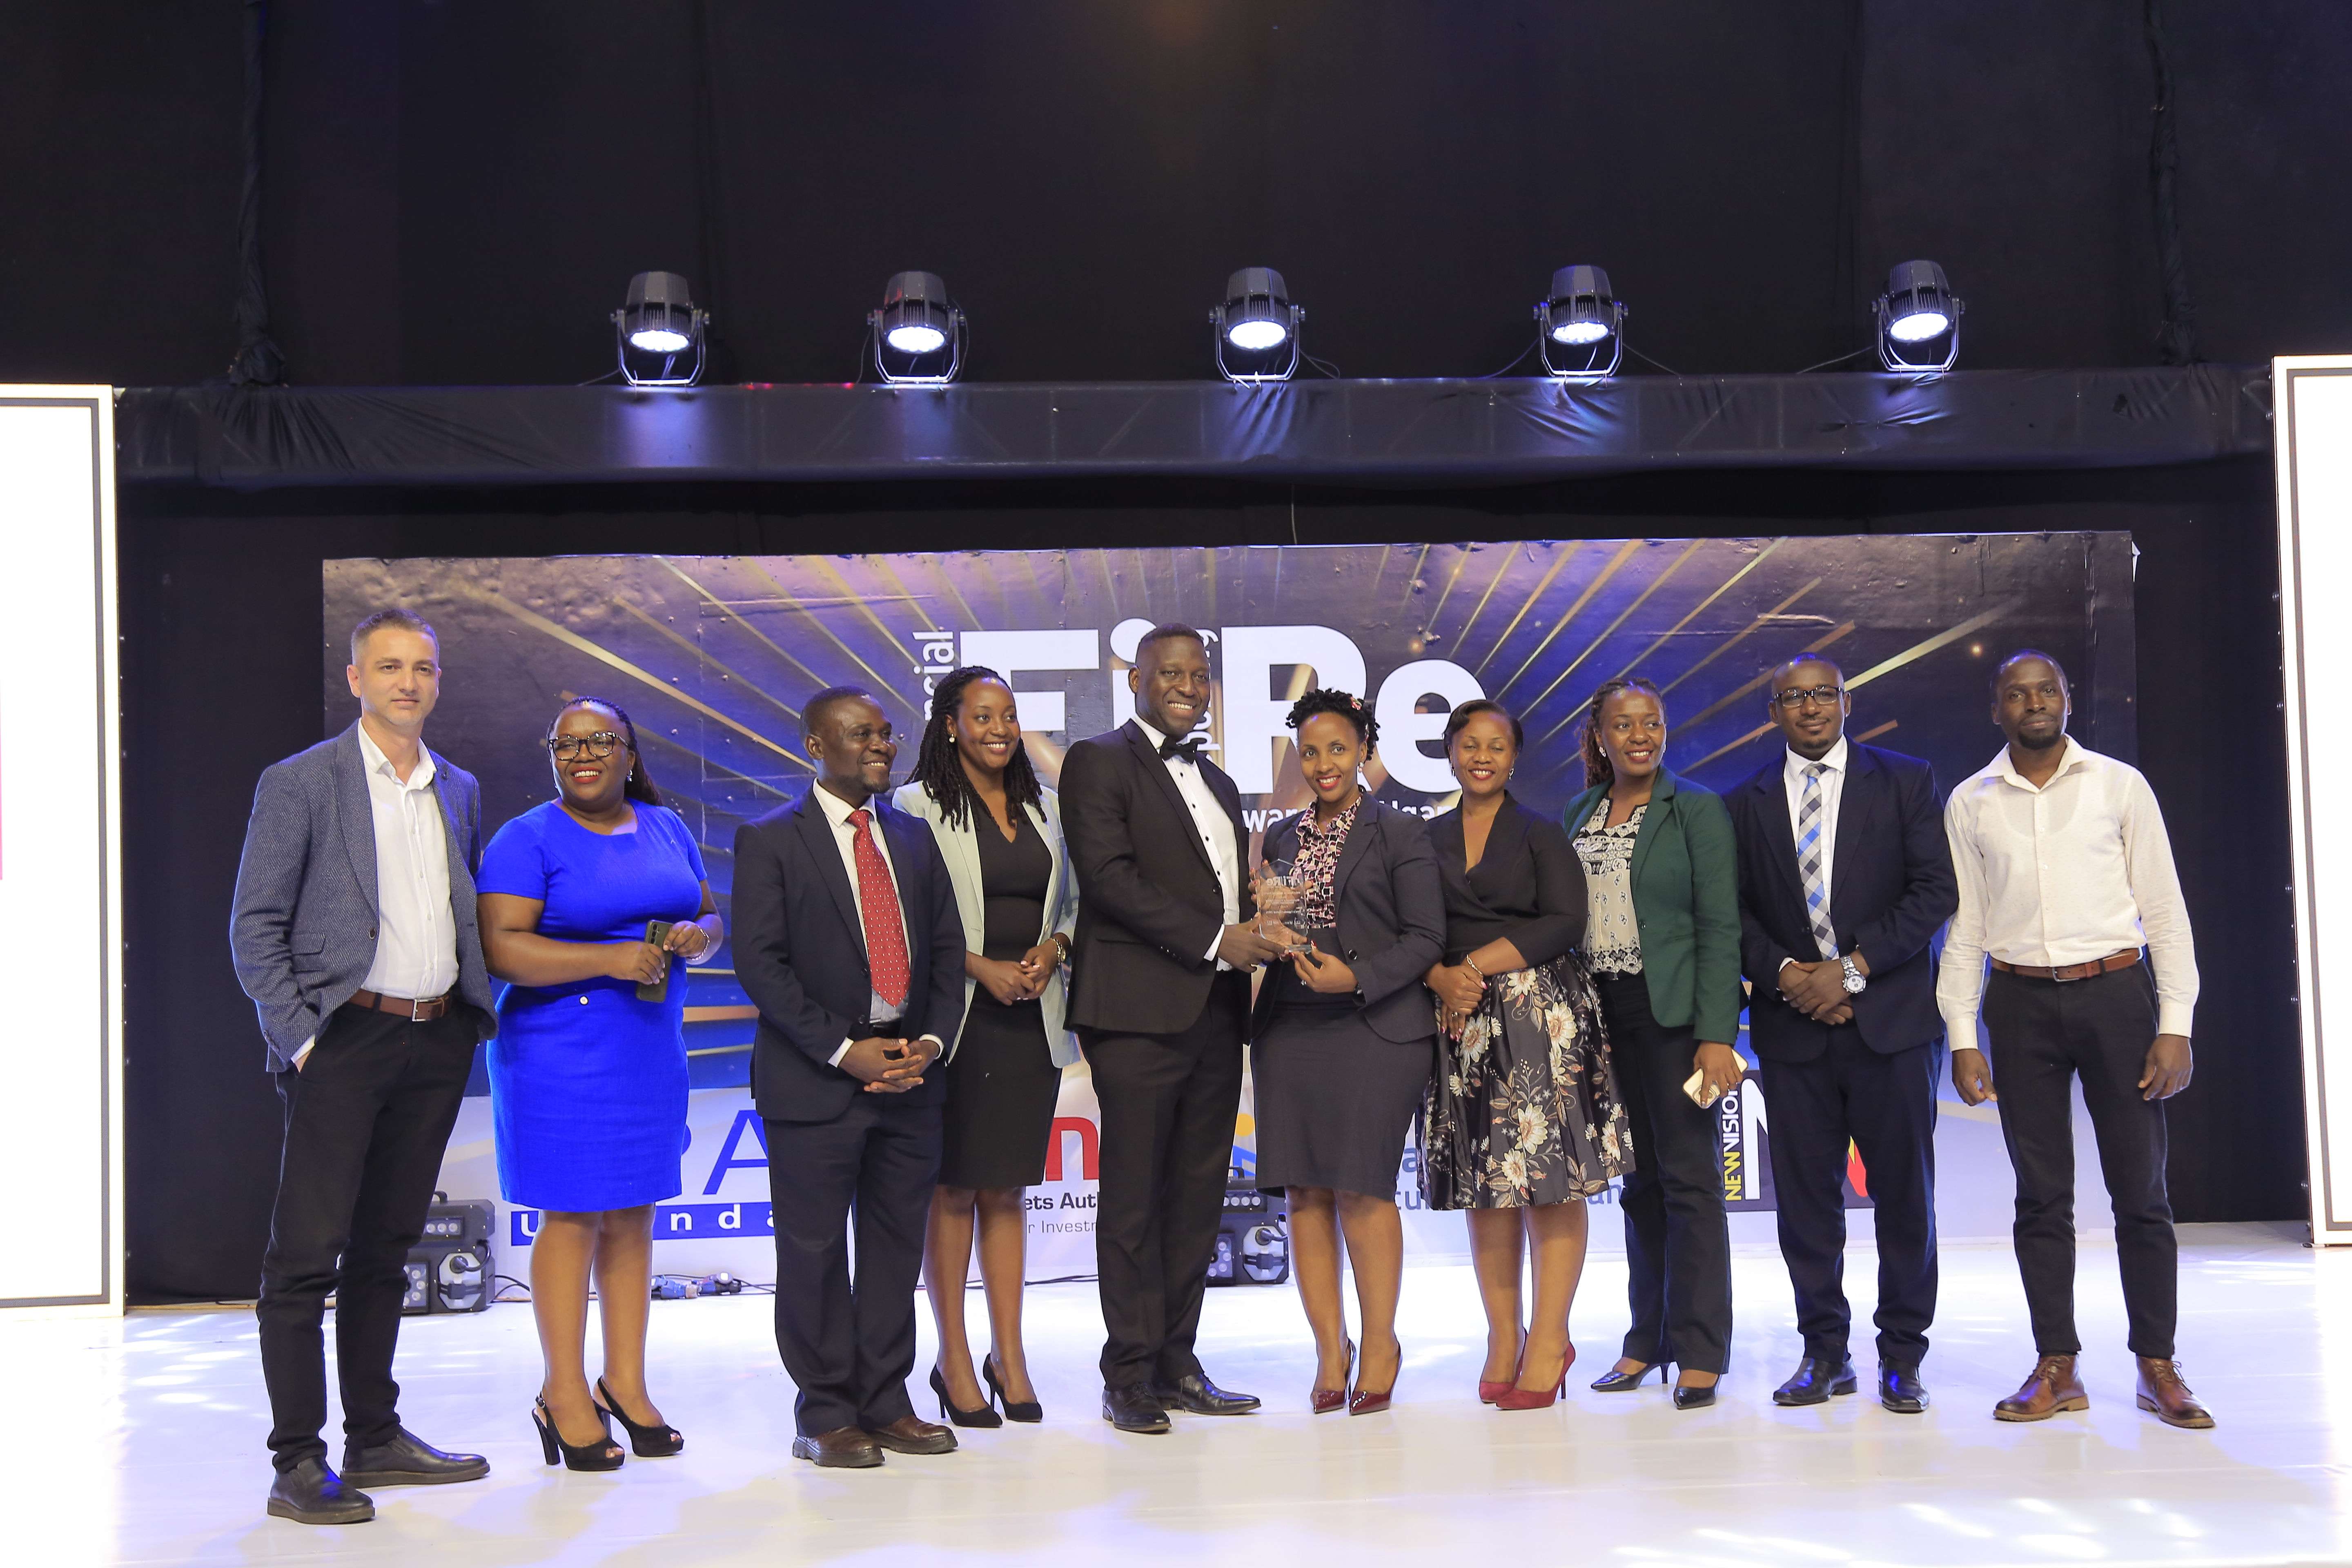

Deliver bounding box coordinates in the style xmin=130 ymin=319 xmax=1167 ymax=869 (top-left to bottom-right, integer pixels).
xmin=862 ymin=1017 xmax=906 ymax=1037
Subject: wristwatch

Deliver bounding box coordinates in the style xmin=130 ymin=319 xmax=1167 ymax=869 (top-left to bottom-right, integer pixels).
xmin=1840 ymin=954 xmax=1868 ymax=995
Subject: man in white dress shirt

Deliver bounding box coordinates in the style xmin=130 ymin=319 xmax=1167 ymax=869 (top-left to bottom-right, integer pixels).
xmin=230 ymin=610 xmax=500 ymax=1523
xmin=1939 ymin=650 xmax=2212 ymax=1428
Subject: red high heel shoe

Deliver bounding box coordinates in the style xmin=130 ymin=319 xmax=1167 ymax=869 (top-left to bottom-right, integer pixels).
xmin=1312 ymin=1339 xmax=1355 ymax=1414
xmin=1493 ymin=1342 xmax=1576 ymax=1411
xmin=1350 ymin=1338 xmax=1401 ymax=1416
xmin=1480 ymin=1335 xmax=1528 ymax=1404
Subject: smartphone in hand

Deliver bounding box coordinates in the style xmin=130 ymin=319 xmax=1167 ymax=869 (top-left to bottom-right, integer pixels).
xmin=639 ymin=920 xmax=675 ymax=1002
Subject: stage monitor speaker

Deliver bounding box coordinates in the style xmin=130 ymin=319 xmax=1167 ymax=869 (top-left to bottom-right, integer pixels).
xmin=1206 ymin=1183 xmax=1288 ymax=1286
xmin=403 ymin=1197 xmax=494 ymax=1314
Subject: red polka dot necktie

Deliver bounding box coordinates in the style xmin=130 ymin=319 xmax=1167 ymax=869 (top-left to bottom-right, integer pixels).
xmin=848 ymin=808 xmax=910 ymax=1011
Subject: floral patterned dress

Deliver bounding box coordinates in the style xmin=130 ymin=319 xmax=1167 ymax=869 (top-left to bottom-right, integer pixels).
xmin=1420 ymin=799 xmax=1633 ymax=1209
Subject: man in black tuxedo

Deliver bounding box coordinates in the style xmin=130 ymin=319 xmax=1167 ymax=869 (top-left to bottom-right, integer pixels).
xmin=1728 ymin=654 xmax=1957 ymax=1414
xmin=731 ymin=686 xmax=967 ymax=1468
xmin=1060 ymin=624 xmax=1287 ymax=1433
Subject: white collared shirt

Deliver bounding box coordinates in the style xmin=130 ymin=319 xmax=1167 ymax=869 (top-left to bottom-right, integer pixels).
xmin=358 ymin=722 xmax=458 ymax=999
xmin=1134 ymin=716 xmax=1243 ymax=967
xmin=809 ymin=784 xmax=942 ymax=1064
xmin=1782 ymin=735 xmax=1851 ymax=948
xmin=1937 ymin=737 xmax=2199 ymax=1045
xmin=294 ymin=723 xmax=459 ymax=1069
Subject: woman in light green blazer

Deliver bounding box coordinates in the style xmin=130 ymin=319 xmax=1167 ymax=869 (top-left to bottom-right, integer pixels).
xmin=895 ymin=668 xmax=1081 ymax=1429
xmin=1561 ymin=676 xmax=1746 ymax=1409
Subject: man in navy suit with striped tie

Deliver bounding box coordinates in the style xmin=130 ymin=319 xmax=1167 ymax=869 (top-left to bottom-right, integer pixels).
xmin=1727 ymin=654 xmax=1957 ymax=1414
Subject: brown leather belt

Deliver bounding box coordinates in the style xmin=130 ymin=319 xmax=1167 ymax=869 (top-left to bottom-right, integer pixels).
xmin=345 ymin=987 xmax=453 ymax=1021
xmin=1991 ymin=949 xmax=2141 ymax=983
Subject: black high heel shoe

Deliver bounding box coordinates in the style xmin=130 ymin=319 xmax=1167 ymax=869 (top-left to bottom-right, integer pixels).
xmin=1672 ymin=1378 xmax=1720 ymax=1410
xmin=534 ymin=1395 xmax=625 ymax=1471
xmin=931 ymin=1367 xmax=1004 ymax=1428
xmin=1590 ymin=1361 xmax=1673 ymax=1393
xmin=594 ymin=1375 xmax=684 ymax=1457
xmin=983 ymin=1354 xmax=1044 ymax=1423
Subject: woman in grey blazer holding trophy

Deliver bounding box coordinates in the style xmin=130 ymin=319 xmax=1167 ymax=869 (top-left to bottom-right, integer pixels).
xmin=895 ymin=667 xmax=1082 ymax=1429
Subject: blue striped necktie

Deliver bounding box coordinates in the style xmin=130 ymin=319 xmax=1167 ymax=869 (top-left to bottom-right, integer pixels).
xmin=1797 ymin=762 xmax=1837 ymax=959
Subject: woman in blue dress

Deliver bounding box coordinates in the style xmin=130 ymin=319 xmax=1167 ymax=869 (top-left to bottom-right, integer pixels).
xmin=478 ymin=697 xmax=722 ymax=1470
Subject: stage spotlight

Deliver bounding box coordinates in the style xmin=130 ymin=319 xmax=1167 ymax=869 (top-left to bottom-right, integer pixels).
xmin=1536 ymin=265 xmax=1626 ymax=380
xmin=612 ymin=271 xmax=708 ymax=388
xmin=869 ymin=271 xmax=965 ymax=385
xmin=1210 ymin=267 xmax=1303 ymax=383
xmin=1874 ymin=260 xmax=1964 ymax=372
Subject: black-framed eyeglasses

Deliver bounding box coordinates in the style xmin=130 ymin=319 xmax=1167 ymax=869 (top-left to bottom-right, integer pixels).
xmin=545 ymin=731 xmax=628 ymax=760
xmin=1773 ymin=685 xmax=1844 ymax=709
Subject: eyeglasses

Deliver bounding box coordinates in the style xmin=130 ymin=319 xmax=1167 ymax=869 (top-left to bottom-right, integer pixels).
xmin=545 ymin=731 xmax=627 ymax=760
xmin=1773 ymin=685 xmax=1844 ymax=709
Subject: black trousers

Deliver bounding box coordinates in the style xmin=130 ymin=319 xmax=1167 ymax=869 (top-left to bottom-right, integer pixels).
xmin=765 ymin=1096 xmax=943 ymax=1437
xmin=1982 ymin=964 xmax=2177 ymax=1359
xmin=1600 ymin=971 xmax=1735 ymax=1375
xmin=1757 ymin=1033 xmax=1941 ymax=1368
xmin=1079 ymin=970 xmax=1250 ymax=1388
xmin=256 ymin=1002 xmax=477 ymax=1471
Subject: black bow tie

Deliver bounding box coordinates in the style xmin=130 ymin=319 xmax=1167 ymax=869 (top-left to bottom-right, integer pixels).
xmin=1158 ymin=733 xmax=1206 ymax=764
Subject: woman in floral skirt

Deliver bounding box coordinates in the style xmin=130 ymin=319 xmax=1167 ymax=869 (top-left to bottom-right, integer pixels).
xmin=1422 ymin=699 xmax=1631 ymax=1411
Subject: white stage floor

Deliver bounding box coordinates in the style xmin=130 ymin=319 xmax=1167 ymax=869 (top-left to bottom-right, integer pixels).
xmin=19 ymin=1224 xmax=2347 ymax=1567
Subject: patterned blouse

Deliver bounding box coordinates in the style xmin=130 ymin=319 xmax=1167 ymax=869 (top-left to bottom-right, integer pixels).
xmin=1572 ymin=795 xmax=1647 ymax=975
xmin=1292 ymin=799 xmax=1359 ymax=929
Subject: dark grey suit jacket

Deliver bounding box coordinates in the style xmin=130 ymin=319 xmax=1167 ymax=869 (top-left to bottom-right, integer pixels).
xmin=1249 ymin=797 xmax=1446 ymax=1045
xmin=229 ymin=722 xmax=497 ymax=1070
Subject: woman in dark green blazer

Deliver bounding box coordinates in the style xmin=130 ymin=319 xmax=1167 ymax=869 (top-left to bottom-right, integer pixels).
xmin=1561 ymin=676 xmax=1746 ymax=1409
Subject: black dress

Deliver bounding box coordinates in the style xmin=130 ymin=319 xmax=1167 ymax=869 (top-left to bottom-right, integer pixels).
xmin=1420 ymin=797 xmax=1632 ymax=1208
xmin=938 ymin=811 xmax=1064 ymax=1190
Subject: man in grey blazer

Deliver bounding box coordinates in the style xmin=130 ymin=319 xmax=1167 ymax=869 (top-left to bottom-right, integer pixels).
xmin=229 ymin=609 xmax=499 ymax=1525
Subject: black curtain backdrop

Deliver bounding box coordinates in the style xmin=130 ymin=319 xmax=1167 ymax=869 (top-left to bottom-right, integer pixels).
xmin=5 ymin=1 xmax=2327 ymax=1296
xmin=120 ymin=459 xmax=2294 ymax=1301
xmin=5 ymin=2 xmax=2349 ymax=390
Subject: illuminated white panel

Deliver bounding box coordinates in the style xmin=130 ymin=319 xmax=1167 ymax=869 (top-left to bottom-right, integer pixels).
xmin=2276 ymin=357 xmax=2352 ymax=1244
xmin=0 ymin=390 xmax=122 ymax=1309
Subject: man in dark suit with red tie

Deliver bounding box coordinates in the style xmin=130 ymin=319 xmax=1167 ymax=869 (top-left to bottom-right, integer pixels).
xmin=731 ymin=686 xmax=967 ymax=1468
xmin=1727 ymin=654 xmax=1957 ymax=1414
xmin=1060 ymin=624 xmax=1287 ymax=1433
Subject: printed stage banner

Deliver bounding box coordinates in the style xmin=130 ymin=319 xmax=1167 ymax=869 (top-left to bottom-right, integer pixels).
xmin=332 ymin=535 xmax=2135 ymax=1284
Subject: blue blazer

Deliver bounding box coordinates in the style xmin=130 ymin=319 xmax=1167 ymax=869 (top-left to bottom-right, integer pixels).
xmin=731 ymin=785 xmax=966 ymax=1124
xmin=1726 ymin=742 xmax=1958 ymax=1062
xmin=229 ymin=722 xmax=497 ymax=1070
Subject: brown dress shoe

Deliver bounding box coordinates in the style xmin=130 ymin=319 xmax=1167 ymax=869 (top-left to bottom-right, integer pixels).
xmin=1993 ymin=1354 xmax=2089 ymax=1421
xmin=791 ymin=1426 xmax=882 ymax=1468
xmin=868 ymin=1414 xmax=958 ymax=1455
xmin=2136 ymin=1358 xmax=2216 ymax=1429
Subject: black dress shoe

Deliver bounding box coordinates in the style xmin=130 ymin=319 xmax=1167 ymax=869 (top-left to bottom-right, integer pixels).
xmin=792 ymin=1426 xmax=883 ymax=1468
xmin=341 ymin=1427 xmax=491 ymax=1488
xmin=1671 ymin=1382 xmax=1719 ymax=1410
xmin=266 ymin=1459 xmax=375 ymax=1526
xmin=1879 ymin=1363 xmax=1929 ymax=1414
xmin=1101 ymin=1383 xmax=1172 ymax=1433
xmin=1149 ymin=1372 xmax=1262 ymax=1415
xmin=1773 ymin=1357 xmax=1859 ymax=1407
